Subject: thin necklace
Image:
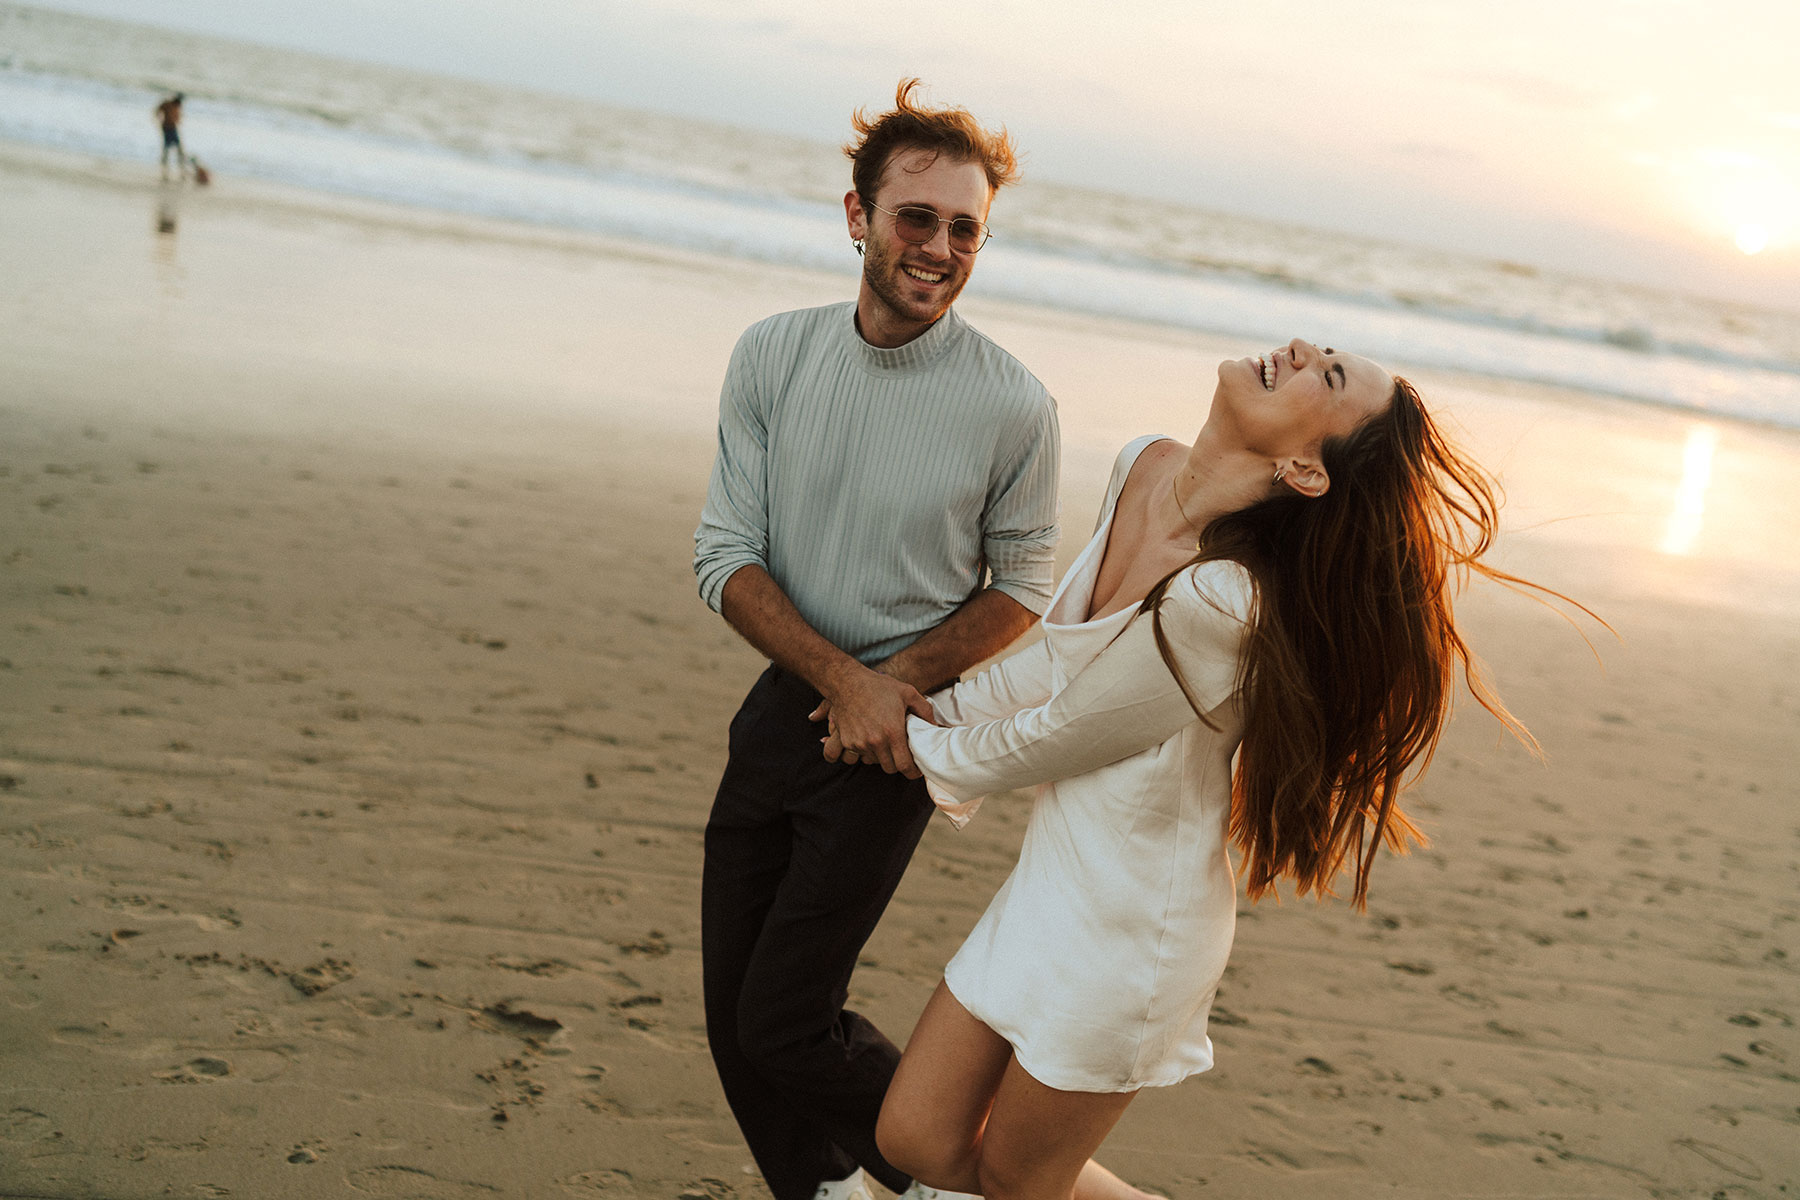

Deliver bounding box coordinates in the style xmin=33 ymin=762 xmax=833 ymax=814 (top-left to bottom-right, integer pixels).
xmin=1169 ymin=471 xmax=1201 ymax=550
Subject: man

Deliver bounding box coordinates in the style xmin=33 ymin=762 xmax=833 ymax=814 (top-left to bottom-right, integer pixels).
xmin=693 ymin=80 xmax=1060 ymax=1200
xmin=154 ymin=93 xmax=186 ymax=177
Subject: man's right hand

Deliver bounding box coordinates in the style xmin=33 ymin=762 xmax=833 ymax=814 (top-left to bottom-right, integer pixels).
xmin=809 ymin=665 xmax=935 ymax=778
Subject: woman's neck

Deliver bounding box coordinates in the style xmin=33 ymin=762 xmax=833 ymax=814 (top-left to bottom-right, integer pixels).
xmin=1159 ymin=429 xmax=1276 ymax=544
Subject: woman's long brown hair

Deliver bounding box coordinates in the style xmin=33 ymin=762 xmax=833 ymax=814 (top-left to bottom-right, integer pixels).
xmin=1145 ymin=376 xmax=1549 ymax=909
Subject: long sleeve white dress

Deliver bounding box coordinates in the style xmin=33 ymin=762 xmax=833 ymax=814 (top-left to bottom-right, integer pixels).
xmin=906 ymin=435 xmax=1255 ymax=1092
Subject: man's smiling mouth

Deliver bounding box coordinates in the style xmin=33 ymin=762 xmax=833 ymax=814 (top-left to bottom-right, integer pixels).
xmin=903 ymin=266 xmax=947 ymax=284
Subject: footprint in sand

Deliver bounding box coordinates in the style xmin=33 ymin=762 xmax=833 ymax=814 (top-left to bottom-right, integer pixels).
xmin=153 ymin=1056 xmax=232 ymax=1083
xmin=1241 ymin=1141 xmax=1363 ymax=1172
xmin=674 ymin=1181 xmax=736 ymax=1200
xmin=349 ymin=994 xmax=415 ymax=1020
xmin=1438 ymin=983 xmax=1498 ymax=1009
xmin=558 ymin=1169 xmax=637 ymax=1195
xmin=489 ymin=954 xmax=574 ymax=977
xmin=345 ymin=1165 xmax=501 ymax=1197
xmin=288 ymin=957 xmax=356 ymax=996
xmin=478 ymin=1001 xmax=565 ymax=1041
xmin=1 ymin=1108 xmax=57 ymax=1143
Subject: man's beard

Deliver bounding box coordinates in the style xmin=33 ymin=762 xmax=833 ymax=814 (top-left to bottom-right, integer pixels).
xmin=862 ymin=235 xmax=964 ymax=329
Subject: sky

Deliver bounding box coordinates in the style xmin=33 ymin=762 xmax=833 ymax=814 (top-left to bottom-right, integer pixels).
xmin=24 ymin=0 xmax=1800 ymax=310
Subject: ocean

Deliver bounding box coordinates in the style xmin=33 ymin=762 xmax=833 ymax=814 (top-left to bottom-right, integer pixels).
xmin=4 ymin=1 xmax=1798 ymax=430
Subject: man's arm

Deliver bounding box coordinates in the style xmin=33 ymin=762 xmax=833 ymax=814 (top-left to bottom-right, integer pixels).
xmin=813 ymin=586 xmax=1038 ymax=768
xmin=719 ymin=565 xmax=935 ymax=777
xmin=875 ymin=587 xmax=1037 ymax=694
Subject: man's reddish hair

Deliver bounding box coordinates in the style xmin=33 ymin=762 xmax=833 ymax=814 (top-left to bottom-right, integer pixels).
xmin=844 ymin=78 xmax=1019 ymax=203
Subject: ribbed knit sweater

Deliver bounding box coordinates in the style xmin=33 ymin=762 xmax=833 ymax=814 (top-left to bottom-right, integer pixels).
xmin=694 ymin=301 xmax=1060 ymax=664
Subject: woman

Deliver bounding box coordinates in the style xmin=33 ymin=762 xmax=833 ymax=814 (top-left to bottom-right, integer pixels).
xmin=876 ymin=339 xmax=1543 ymax=1200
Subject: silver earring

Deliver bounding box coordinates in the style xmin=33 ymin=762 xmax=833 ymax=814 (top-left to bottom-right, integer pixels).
xmin=1273 ymin=465 xmax=1287 ymax=484
xmin=853 ymin=238 xmax=865 ymax=257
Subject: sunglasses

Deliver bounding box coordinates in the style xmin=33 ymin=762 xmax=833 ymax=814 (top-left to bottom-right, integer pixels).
xmin=866 ymin=202 xmax=992 ymax=254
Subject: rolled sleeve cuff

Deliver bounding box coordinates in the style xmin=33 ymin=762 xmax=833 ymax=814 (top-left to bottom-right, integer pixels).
xmin=983 ymin=525 xmax=1059 ymax=615
xmin=908 ymin=714 xmax=990 ymax=829
xmin=694 ymin=551 xmax=763 ymax=614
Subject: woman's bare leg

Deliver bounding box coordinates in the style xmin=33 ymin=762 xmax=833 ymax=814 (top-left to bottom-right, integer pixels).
xmin=878 ymin=981 xmax=1012 ymax=1193
xmin=878 ymin=982 xmax=1154 ymax=1199
xmin=979 ymin=1058 xmax=1148 ymax=1200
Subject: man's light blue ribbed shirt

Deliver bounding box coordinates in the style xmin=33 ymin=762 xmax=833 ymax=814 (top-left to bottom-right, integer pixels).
xmin=694 ymin=302 xmax=1060 ymax=665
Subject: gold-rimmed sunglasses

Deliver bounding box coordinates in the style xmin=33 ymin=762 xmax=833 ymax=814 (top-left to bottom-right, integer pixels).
xmin=866 ymin=202 xmax=992 ymax=254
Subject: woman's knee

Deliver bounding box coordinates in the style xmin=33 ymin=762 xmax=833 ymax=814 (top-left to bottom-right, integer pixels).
xmin=976 ymin=1156 xmax=1050 ymax=1200
xmin=873 ymin=1103 xmax=914 ymax=1175
xmin=876 ymin=1101 xmax=964 ymax=1187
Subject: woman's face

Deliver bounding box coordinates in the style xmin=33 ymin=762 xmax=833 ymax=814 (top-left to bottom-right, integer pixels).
xmin=1212 ymin=338 xmax=1393 ymax=455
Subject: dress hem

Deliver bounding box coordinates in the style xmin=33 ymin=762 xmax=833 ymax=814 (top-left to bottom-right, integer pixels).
xmin=943 ymin=975 xmax=1215 ymax=1095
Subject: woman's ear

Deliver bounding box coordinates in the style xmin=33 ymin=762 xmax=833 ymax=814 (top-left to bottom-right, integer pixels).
xmin=1281 ymin=459 xmax=1329 ymax=498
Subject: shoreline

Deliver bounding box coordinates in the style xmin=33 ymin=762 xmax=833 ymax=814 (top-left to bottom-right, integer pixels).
xmin=7 ymin=137 xmax=1800 ymax=437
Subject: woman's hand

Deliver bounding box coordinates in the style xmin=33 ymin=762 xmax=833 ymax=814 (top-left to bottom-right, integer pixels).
xmin=809 ymin=665 xmax=937 ymax=778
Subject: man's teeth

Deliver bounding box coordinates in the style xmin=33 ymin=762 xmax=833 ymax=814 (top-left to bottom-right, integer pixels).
xmin=1260 ymin=355 xmax=1276 ymax=390
xmin=903 ymin=266 xmax=946 ymax=283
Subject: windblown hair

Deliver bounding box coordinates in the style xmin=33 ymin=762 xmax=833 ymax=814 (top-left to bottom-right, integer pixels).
xmin=1146 ymin=377 xmax=1550 ymax=909
xmin=844 ymin=78 xmax=1020 ymax=204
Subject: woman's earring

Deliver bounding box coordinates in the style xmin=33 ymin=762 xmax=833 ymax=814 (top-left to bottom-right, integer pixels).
xmin=1273 ymin=465 xmax=1288 ymax=485
xmin=853 ymin=238 xmax=865 ymax=257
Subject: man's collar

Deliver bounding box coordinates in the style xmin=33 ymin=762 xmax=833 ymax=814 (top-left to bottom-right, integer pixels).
xmin=847 ymin=305 xmax=963 ymax=374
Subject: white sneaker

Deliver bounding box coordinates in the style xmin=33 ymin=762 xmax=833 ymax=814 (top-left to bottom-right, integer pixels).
xmin=813 ymin=1169 xmax=875 ymax=1200
xmin=900 ymin=1183 xmax=982 ymax=1200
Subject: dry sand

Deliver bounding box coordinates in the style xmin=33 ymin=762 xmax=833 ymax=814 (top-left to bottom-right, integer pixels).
xmin=2 ymin=145 xmax=1797 ymax=1199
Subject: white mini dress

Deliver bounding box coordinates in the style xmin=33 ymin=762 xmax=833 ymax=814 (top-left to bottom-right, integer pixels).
xmin=906 ymin=435 xmax=1254 ymax=1093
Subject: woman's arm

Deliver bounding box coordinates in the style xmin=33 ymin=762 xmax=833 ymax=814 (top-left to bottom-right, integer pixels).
xmin=928 ymin=635 xmax=1056 ymax=726
xmin=908 ymin=561 xmax=1252 ymax=813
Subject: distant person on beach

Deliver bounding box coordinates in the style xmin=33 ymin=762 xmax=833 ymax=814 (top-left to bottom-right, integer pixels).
xmin=154 ymin=92 xmax=185 ymax=176
xmin=875 ymin=342 xmax=1570 ymax=1198
xmin=693 ymin=80 xmax=1059 ymax=1200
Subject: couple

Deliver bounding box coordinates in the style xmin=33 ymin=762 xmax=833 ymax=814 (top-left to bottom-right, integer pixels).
xmin=693 ymin=81 xmax=1525 ymax=1200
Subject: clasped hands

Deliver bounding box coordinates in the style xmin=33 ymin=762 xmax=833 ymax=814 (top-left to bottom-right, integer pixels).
xmin=808 ymin=662 xmax=941 ymax=779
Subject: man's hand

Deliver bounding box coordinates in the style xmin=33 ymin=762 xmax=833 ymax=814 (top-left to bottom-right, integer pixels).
xmin=808 ymin=665 xmax=935 ymax=778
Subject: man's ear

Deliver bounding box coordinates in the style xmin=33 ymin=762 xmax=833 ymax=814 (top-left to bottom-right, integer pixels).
xmin=844 ymin=190 xmax=868 ymax=242
xmin=1281 ymin=458 xmax=1329 ymax=498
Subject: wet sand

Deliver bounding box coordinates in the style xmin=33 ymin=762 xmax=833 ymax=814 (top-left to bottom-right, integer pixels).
xmin=2 ymin=144 xmax=1797 ymax=1199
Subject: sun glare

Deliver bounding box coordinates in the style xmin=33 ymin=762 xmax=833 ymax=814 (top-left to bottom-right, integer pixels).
xmin=1672 ymin=148 xmax=1799 ymax=260
xmin=1660 ymin=426 xmax=1718 ymax=558
xmin=1735 ymin=224 xmax=1770 ymax=255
